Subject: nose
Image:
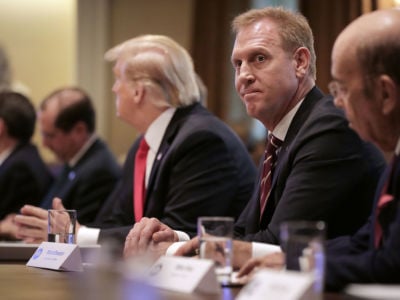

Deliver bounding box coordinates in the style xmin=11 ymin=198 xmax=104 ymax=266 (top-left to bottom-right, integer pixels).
xmin=333 ymin=95 xmax=344 ymax=109
xmin=236 ymin=64 xmax=255 ymax=86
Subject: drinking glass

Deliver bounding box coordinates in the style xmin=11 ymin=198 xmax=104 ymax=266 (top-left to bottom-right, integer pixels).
xmin=280 ymin=221 xmax=325 ymax=297
xmin=48 ymin=209 xmax=77 ymax=244
xmin=198 ymin=216 xmax=234 ymax=285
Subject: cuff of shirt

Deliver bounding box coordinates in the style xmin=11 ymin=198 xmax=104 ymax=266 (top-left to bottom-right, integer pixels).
xmin=174 ymin=230 xmax=190 ymax=242
xmin=76 ymin=226 xmax=100 ymax=245
xmin=252 ymin=242 xmax=282 ymax=258
xmin=165 ymin=241 xmax=187 ymax=256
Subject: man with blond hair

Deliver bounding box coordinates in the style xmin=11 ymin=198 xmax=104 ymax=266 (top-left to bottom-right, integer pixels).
xmin=15 ymin=35 xmax=256 ymax=250
xmin=237 ymin=7 xmax=400 ymax=291
xmin=129 ymin=7 xmax=386 ymax=265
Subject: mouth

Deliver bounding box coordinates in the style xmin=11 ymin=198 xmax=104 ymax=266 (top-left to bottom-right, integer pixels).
xmin=241 ymin=90 xmax=260 ymax=101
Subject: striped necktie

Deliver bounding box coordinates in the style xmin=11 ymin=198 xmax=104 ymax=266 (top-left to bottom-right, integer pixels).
xmin=260 ymin=134 xmax=283 ymax=220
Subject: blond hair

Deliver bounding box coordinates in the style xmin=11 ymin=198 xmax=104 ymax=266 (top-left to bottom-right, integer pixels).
xmin=105 ymin=35 xmax=200 ymax=107
xmin=232 ymin=7 xmax=316 ymax=79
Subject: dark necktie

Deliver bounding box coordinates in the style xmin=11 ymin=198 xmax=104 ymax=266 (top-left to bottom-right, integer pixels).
xmin=134 ymin=138 xmax=150 ymax=222
xmin=260 ymin=134 xmax=283 ymax=220
xmin=374 ymin=154 xmax=399 ymax=247
xmin=40 ymin=164 xmax=72 ymax=209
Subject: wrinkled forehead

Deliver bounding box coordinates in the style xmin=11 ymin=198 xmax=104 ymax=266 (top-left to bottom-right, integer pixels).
xmin=232 ymin=19 xmax=282 ymax=57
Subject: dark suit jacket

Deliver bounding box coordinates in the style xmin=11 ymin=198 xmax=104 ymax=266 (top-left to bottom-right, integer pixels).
xmin=234 ymin=87 xmax=386 ymax=243
xmin=95 ymin=103 xmax=257 ymax=243
xmin=0 ymin=143 xmax=53 ymax=220
xmin=325 ymin=155 xmax=400 ymax=291
xmin=40 ymin=138 xmax=121 ymax=224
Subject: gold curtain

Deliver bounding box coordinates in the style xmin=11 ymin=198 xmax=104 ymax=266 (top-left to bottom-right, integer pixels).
xmin=299 ymin=0 xmax=371 ymax=94
xmin=191 ymin=0 xmax=250 ymax=119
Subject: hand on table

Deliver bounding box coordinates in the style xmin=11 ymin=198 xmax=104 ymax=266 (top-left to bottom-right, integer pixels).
xmin=0 ymin=214 xmax=19 ymax=239
xmin=237 ymin=252 xmax=285 ymax=277
xmin=124 ymin=217 xmax=178 ymax=259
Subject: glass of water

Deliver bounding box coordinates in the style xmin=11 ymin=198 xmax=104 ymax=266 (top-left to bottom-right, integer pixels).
xmin=198 ymin=216 xmax=234 ymax=285
xmin=280 ymin=221 xmax=326 ymax=297
xmin=48 ymin=209 xmax=77 ymax=244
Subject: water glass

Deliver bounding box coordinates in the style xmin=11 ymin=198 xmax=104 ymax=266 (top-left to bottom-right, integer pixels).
xmin=198 ymin=216 xmax=233 ymax=285
xmin=280 ymin=221 xmax=325 ymax=297
xmin=48 ymin=209 xmax=77 ymax=244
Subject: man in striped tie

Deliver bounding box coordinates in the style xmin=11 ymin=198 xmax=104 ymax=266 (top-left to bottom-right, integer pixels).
xmin=126 ymin=7 xmax=386 ymax=263
xmin=237 ymin=7 xmax=400 ymax=292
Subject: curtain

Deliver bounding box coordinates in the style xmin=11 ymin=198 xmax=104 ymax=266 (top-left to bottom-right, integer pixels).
xmin=191 ymin=0 xmax=250 ymax=119
xmin=299 ymin=0 xmax=368 ymax=94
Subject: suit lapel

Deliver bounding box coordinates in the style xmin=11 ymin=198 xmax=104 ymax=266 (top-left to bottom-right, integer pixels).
xmin=143 ymin=103 xmax=200 ymax=214
xmin=261 ymin=87 xmax=325 ymax=220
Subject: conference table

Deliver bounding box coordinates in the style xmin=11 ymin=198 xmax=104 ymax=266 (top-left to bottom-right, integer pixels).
xmin=0 ymin=263 xmax=361 ymax=300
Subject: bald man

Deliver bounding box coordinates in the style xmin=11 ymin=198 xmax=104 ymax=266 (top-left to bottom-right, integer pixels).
xmin=324 ymin=8 xmax=400 ymax=291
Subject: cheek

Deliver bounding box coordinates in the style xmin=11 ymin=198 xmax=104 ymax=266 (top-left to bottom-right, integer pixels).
xmin=234 ymin=77 xmax=241 ymax=92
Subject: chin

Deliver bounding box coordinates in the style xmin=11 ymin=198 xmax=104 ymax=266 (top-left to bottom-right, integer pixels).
xmin=245 ymin=104 xmax=257 ymax=118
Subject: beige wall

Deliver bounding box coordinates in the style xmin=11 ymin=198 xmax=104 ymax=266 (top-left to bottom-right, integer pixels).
xmin=0 ymin=0 xmax=194 ymax=163
xmin=0 ymin=0 xmax=76 ymax=162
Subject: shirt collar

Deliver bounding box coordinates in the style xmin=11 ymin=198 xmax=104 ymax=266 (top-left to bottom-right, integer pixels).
xmin=144 ymin=107 xmax=176 ymax=154
xmin=271 ymin=98 xmax=304 ymax=142
xmin=68 ymin=134 xmax=97 ymax=167
xmin=0 ymin=145 xmax=15 ymax=166
xmin=395 ymin=137 xmax=400 ymax=156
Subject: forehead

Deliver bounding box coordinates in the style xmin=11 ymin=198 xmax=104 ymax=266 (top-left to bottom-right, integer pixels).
xmin=113 ymin=59 xmax=124 ymax=75
xmin=331 ymin=34 xmax=360 ymax=81
xmin=232 ymin=18 xmax=281 ymax=56
xmin=39 ymin=102 xmax=58 ymax=127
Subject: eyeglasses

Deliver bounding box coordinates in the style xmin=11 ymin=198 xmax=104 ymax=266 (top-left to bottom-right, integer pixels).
xmin=328 ymin=81 xmax=347 ymax=98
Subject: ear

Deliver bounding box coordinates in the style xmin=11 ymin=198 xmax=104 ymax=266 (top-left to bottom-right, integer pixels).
xmin=132 ymin=82 xmax=146 ymax=105
xmin=379 ymin=74 xmax=398 ymax=115
xmin=72 ymin=121 xmax=87 ymax=135
xmin=0 ymin=119 xmax=5 ymax=136
xmin=293 ymin=47 xmax=310 ymax=78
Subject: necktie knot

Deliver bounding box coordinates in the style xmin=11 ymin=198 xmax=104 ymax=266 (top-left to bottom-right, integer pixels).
xmin=265 ymin=134 xmax=283 ymax=157
xmin=138 ymin=138 xmax=150 ymax=155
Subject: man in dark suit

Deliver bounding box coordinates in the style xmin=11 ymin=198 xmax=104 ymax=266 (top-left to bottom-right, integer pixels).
xmin=13 ymin=87 xmax=121 ymax=241
xmin=234 ymin=7 xmax=400 ymax=291
xmin=87 ymin=35 xmax=256 ymax=249
xmin=0 ymin=92 xmax=53 ymax=239
xmin=323 ymin=8 xmax=400 ymax=290
xmin=134 ymin=7 xmax=385 ymax=263
xmin=14 ymin=36 xmax=256 ymax=249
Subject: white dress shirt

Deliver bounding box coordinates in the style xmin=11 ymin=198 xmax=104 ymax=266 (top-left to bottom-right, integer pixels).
xmin=78 ymin=108 xmax=191 ymax=244
xmin=166 ymin=99 xmax=304 ymax=257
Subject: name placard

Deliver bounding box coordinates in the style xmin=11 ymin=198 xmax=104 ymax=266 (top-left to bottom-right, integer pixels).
xmin=145 ymin=256 xmax=220 ymax=294
xmin=237 ymin=269 xmax=318 ymax=300
xmin=26 ymin=242 xmax=83 ymax=272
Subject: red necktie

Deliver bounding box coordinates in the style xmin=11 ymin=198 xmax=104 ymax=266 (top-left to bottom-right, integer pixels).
xmin=260 ymin=134 xmax=283 ymax=220
xmin=374 ymin=154 xmax=399 ymax=247
xmin=374 ymin=194 xmax=394 ymax=248
xmin=134 ymin=138 xmax=150 ymax=222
